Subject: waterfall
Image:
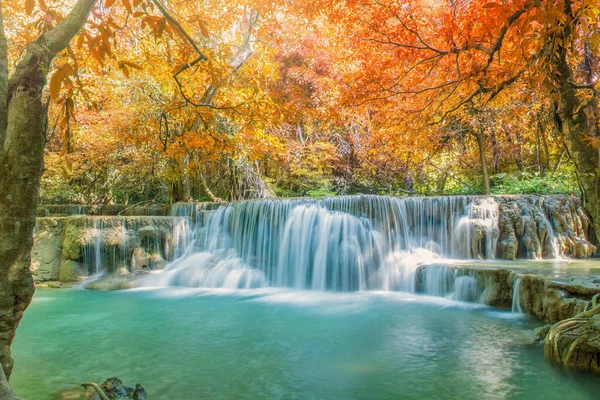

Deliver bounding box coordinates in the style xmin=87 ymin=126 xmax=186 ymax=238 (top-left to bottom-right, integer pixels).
xmin=512 ymin=277 xmax=523 ymax=313
xmin=143 ymin=195 xmax=510 ymax=292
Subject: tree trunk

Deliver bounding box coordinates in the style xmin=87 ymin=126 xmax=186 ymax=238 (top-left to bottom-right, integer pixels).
xmin=534 ymin=116 xmax=543 ymax=175
xmin=474 ymin=129 xmax=491 ymax=195
xmin=550 ymin=0 xmax=600 ymax=234
xmin=0 ymin=0 xmax=98 ymax=383
xmin=0 ymin=75 xmax=46 ymax=381
xmin=198 ymin=171 xmax=224 ymax=203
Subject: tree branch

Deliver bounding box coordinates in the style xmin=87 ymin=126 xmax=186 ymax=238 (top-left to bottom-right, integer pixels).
xmin=200 ymin=7 xmax=259 ymax=105
xmin=81 ymin=382 xmax=109 ymax=400
xmin=150 ymin=0 xmax=207 ymax=61
xmin=45 ymin=0 xmax=98 ymax=57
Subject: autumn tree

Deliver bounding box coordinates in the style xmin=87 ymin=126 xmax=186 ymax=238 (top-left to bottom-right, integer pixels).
xmin=338 ymin=0 xmax=598 ymax=220
xmin=0 ymin=0 xmax=99 ymax=388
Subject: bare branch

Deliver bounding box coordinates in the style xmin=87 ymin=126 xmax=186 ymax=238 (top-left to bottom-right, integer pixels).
xmin=150 ymin=0 xmax=207 ymax=61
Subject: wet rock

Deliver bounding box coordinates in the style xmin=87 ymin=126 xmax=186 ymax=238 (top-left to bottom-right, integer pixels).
xmin=133 ymin=384 xmax=147 ymax=400
xmin=83 ymin=274 xmax=137 ymax=291
xmin=88 ymin=377 xmax=147 ymax=400
xmin=59 ymin=259 xmax=86 ymax=282
xmin=421 ymin=263 xmax=600 ymax=323
xmin=532 ymin=324 xmax=553 ymax=342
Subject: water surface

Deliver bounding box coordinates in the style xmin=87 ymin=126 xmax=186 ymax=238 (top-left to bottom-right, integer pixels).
xmin=11 ymin=288 xmax=600 ymax=399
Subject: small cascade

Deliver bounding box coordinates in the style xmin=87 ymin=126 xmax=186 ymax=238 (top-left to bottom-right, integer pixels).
xmin=417 ymin=265 xmax=483 ymax=302
xmin=512 ymin=277 xmax=523 ymax=313
xmin=538 ymin=203 xmax=564 ymax=260
xmin=450 ymin=276 xmax=481 ymax=302
xmin=81 ymin=218 xmax=105 ymax=274
xmin=79 ymin=216 xmax=188 ymax=275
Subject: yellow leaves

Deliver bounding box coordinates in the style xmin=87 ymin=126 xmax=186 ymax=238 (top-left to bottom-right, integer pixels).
xmin=104 ymin=0 xmax=117 ymax=8
xmin=198 ymin=21 xmax=210 ymax=38
xmin=49 ymin=64 xmax=75 ymax=101
xmin=25 ymin=0 xmax=35 ymax=15
xmin=49 ymin=71 xmax=63 ymax=101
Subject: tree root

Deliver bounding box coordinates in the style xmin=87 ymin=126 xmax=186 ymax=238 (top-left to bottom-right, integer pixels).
xmin=583 ymin=293 xmax=600 ymax=312
xmin=544 ymin=297 xmax=600 ymax=372
xmin=81 ymin=382 xmax=110 ymax=400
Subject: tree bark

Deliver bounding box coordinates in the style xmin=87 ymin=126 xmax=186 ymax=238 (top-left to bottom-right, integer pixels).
xmin=473 ymin=129 xmax=491 ymax=195
xmin=550 ymin=0 xmax=600 ymax=234
xmin=0 ymin=0 xmax=97 ymax=382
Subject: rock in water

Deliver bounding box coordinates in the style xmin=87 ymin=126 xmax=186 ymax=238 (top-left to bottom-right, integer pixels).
xmin=133 ymin=384 xmax=147 ymax=400
xmin=532 ymin=324 xmax=553 ymax=343
xmin=90 ymin=377 xmax=147 ymax=400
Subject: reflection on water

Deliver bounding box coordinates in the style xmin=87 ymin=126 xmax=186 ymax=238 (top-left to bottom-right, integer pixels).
xmin=11 ymin=289 xmax=600 ymax=399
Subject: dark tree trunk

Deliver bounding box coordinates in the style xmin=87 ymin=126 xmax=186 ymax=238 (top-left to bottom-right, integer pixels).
xmin=473 ymin=129 xmax=491 ymax=195
xmin=0 ymin=0 xmax=98 ymax=386
xmin=550 ymin=0 xmax=600 ymax=234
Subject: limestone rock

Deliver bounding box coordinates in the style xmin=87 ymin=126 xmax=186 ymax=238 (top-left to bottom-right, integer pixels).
xmin=30 ymin=218 xmax=65 ymax=282
xmin=83 ymin=274 xmax=137 ymax=290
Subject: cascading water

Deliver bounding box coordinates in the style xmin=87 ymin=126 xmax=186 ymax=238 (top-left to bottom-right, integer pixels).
xmin=143 ymin=196 xmax=507 ymax=294
xmin=512 ymin=277 xmax=523 ymax=313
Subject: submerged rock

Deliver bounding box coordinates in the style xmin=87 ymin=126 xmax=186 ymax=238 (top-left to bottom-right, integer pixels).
xmin=88 ymin=377 xmax=147 ymax=400
xmin=532 ymin=324 xmax=553 ymax=343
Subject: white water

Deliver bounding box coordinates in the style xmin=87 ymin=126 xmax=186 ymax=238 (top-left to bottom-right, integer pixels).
xmin=512 ymin=277 xmax=523 ymax=313
xmin=141 ymin=196 xmax=510 ymax=296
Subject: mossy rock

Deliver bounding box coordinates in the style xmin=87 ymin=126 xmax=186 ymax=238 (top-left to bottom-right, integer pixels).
xmin=59 ymin=260 xmax=85 ymax=282
xmin=83 ymin=274 xmax=137 ymax=291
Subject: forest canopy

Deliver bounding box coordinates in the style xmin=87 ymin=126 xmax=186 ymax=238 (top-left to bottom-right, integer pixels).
xmin=1 ymin=0 xmax=598 ymax=204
